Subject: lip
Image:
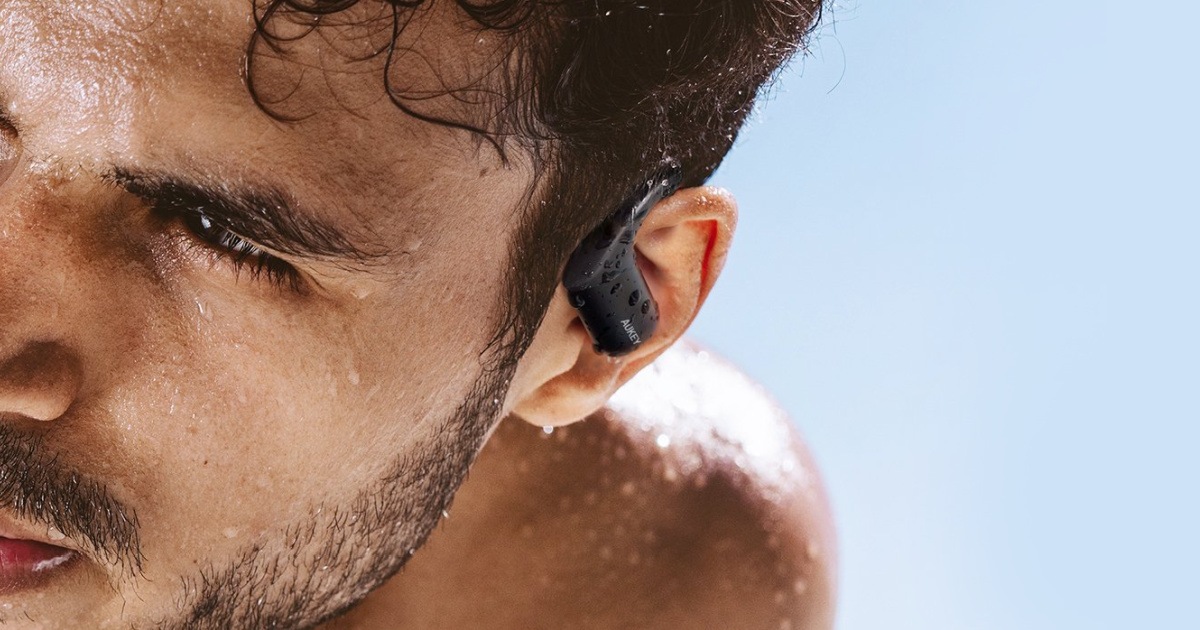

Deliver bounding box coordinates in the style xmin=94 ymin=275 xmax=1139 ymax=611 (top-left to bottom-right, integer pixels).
xmin=0 ymin=537 xmax=77 ymax=591
xmin=0 ymin=515 xmax=80 ymax=593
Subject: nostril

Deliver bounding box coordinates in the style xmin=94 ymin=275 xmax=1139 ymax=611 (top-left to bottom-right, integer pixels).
xmin=0 ymin=342 xmax=82 ymax=423
xmin=0 ymin=117 xmax=21 ymax=188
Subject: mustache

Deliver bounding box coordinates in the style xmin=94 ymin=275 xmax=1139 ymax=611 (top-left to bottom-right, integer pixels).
xmin=0 ymin=424 xmax=143 ymax=573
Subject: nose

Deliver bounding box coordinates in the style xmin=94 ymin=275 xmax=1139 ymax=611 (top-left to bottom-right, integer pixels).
xmin=0 ymin=342 xmax=81 ymax=422
xmin=0 ymin=170 xmax=126 ymax=426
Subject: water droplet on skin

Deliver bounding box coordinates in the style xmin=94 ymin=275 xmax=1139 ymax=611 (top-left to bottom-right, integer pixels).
xmin=442 ymin=510 xmax=450 ymax=520
xmin=46 ymin=526 xmax=65 ymax=542
xmin=620 ymin=481 xmax=637 ymax=497
xmin=399 ymin=234 xmax=423 ymax=254
xmin=793 ymin=579 xmax=808 ymax=595
xmin=655 ymin=434 xmax=671 ymax=448
xmin=779 ymin=620 xmax=794 ymax=630
xmin=599 ymin=546 xmax=613 ymax=561
xmin=774 ymin=590 xmax=787 ymax=605
xmin=542 ymin=426 xmax=555 ymax=435
xmin=223 ymin=527 xmax=238 ymax=539
xmin=194 ymin=298 xmax=213 ymax=321
xmin=347 ymin=369 xmax=360 ymax=386
xmin=350 ymin=283 xmax=374 ymax=300
xmin=805 ymin=541 xmax=820 ymax=560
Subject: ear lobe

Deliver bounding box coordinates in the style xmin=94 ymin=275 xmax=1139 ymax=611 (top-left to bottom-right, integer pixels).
xmin=507 ymin=186 xmax=737 ymax=428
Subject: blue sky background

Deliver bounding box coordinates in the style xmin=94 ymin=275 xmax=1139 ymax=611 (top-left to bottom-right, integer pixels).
xmin=688 ymin=1 xmax=1199 ymax=628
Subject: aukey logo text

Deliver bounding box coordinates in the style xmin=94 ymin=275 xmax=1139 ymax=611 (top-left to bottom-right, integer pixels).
xmin=621 ymin=319 xmax=641 ymax=345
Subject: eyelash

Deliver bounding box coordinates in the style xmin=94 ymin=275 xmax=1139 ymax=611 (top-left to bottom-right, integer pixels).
xmin=163 ymin=206 xmax=302 ymax=291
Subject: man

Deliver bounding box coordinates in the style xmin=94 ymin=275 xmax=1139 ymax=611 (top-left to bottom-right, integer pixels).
xmin=0 ymin=0 xmax=834 ymax=627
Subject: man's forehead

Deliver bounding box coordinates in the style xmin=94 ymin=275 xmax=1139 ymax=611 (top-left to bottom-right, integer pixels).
xmin=0 ymin=0 xmax=531 ymax=246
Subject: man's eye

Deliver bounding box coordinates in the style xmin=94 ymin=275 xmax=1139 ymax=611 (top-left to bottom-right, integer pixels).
xmin=178 ymin=211 xmax=301 ymax=289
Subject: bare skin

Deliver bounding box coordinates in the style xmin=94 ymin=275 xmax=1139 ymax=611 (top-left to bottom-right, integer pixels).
xmin=329 ymin=341 xmax=837 ymax=630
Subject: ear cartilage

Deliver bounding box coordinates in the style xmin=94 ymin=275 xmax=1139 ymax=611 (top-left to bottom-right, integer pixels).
xmin=563 ymin=160 xmax=684 ymax=357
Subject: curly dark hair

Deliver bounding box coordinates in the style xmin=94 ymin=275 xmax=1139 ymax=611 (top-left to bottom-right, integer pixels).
xmin=247 ymin=0 xmax=823 ymax=367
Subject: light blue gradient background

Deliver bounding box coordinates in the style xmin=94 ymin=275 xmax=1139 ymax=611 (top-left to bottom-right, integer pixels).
xmin=689 ymin=1 xmax=1199 ymax=628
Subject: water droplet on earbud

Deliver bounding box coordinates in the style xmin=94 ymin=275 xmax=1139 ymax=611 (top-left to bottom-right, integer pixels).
xmin=610 ymin=282 xmax=622 ymax=294
xmin=641 ymin=300 xmax=651 ymax=314
xmin=628 ymin=290 xmax=640 ymax=306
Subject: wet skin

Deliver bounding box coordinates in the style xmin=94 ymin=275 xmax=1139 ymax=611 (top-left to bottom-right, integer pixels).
xmin=327 ymin=341 xmax=836 ymax=630
xmin=0 ymin=1 xmax=834 ymax=628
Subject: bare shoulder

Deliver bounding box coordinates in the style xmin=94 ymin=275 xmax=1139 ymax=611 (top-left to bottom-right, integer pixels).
xmin=594 ymin=339 xmax=837 ymax=629
xmin=356 ymin=340 xmax=837 ymax=630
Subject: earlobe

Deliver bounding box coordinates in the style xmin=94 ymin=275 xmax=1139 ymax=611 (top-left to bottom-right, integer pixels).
xmin=507 ymin=185 xmax=737 ymax=428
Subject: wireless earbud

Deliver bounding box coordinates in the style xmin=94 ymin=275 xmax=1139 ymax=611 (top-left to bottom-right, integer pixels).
xmin=563 ymin=159 xmax=684 ymax=357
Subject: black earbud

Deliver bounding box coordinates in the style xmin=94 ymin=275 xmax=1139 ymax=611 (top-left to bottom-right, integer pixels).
xmin=563 ymin=159 xmax=684 ymax=357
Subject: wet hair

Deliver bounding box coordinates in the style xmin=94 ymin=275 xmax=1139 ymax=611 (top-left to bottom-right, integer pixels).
xmin=248 ymin=0 xmax=823 ymax=372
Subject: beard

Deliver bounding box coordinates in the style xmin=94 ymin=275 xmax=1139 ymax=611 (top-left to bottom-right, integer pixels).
xmin=153 ymin=358 xmax=517 ymax=630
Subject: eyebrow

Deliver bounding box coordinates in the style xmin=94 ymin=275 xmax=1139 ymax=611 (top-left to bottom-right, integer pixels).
xmin=106 ymin=166 xmax=387 ymax=264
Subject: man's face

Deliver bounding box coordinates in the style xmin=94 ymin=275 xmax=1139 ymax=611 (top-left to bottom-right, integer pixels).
xmin=0 ymin=1 xmax=532 ymax=626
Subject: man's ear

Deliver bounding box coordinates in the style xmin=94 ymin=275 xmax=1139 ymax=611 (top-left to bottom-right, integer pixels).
xmin=506 ymin=186 xmax=737 ymax=427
